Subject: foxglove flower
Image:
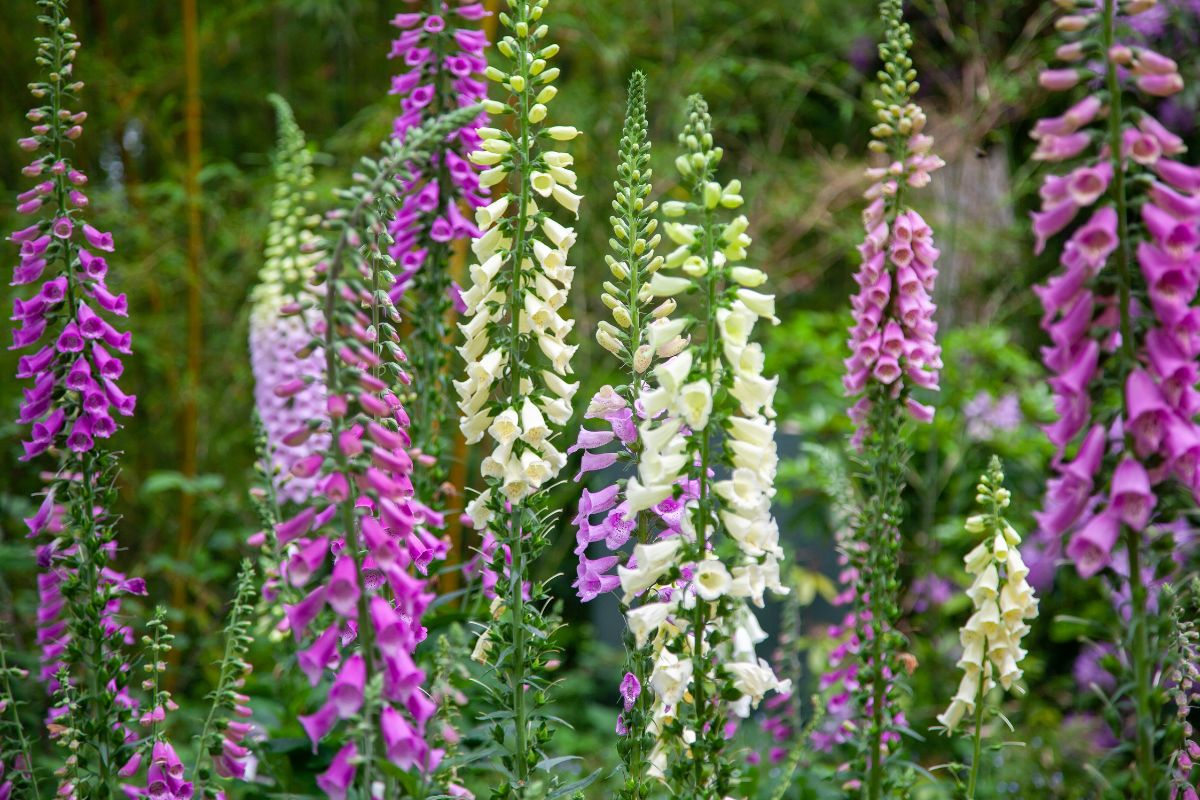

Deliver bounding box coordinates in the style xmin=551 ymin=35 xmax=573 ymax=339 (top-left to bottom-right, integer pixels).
xmin=841 ymin=2 xmax=942 ymax=794
xmin=1030 ymin=1 xmax=1200 ymax=792
xmin=7 ymin=4 xmax=187 ymax=797
xmin=618 ymin=95 xmax=789 ymax=799
xmin=193 ymin=563 xmax=258 ymax=797
xmin=274 ymin=107 xmax=480 ymax=796
xmin=386 ymin=1 xmax=490 ymax=497
xmin=1166 ymin=583 xmax=1200 ymax=800
xmin=455 ymin=1 xmax=591 ymax=793
xmin=249 ymin=95 xmax=328 ymax=505
xmin=938 ymin=460 xmax=1039 ymax=734
xmin=566 ymin=71 xmax=686 ymax=797
xmin=799 ymin=446 xmax=907 ymax=765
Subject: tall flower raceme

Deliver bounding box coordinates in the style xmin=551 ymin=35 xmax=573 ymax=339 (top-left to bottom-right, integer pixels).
xmin=615 ymin=94 xmax=789 ymax=800
xmin=1165 ymin=580 xmax=1200 ymax=800
xmin=840 ymin=1 xmax=943 ymax=796
xmin=270 ymin=105 xmax=478 ymax=797
xmin=7 ymin=4 xmax=191 ymax=799
xmin=454 ymin=1 xmax=590 ymax=794
xmin=1030 ymin=1 xmax=1200 ymax=794
xmin=249 ymin=94 xmax=328 ymax=505
xmin=192 ymin=561 xmax=258 ymax=798
xmin=937 ymin=458 xmax=1038 ymax=800
xmin=1 ymin=637 xmax=39 ymax=800
xmin=565 ymin=70 xmax=674 ymax=800
xmin=386 ymin=0 xmax=491 ymax=502
xmin=798 ymin=444 xmax=911 ymax=766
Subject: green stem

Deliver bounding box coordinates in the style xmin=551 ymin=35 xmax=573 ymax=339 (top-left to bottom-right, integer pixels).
xmin=864 ymin=400 xmax=902 ymax=800
xmin=323 ymin=212 xmax=382 ymax=793
xmin=1101 ymin=3 xmax=1156 ymax=795
xmin=0 ymin=639 xmax=43 ymax=800
xmin=1125 ymin=526 xmax=1156 ymax=799
xmin=505 ymin=3 xmax=536 ymax=784
xmin=965 ymin=672 xmax=986 ymax=800
xmin=690 ymin=166 xmax=720 ymax=799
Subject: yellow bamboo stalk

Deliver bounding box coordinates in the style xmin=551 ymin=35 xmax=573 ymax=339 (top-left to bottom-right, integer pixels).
xmin=175 ymin=0 xmax=204 ymax=613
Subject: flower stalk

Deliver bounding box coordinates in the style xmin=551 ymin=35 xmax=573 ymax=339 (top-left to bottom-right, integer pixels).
xmin=1030 ymin=0 xmax=1200 ymax=794
xmin=273 ymin=104 xmax=480 ymax=798
xmin=842 ymin=2 xmax=943 ymax=795
xmin=8 ymin=3 xmax=190 ymax=797
xmin=937 ymin=458 xmax=1038 ymax=797
xmin=568 ymin=69 xmax=664 ymax=798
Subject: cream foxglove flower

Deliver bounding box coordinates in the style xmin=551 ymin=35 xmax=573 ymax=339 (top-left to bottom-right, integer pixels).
xmin=939 ymin=459 xmax=1038 ymax=732
xmin=677 ymin=379 xmax=713 ymax=430
xmin=626 ymin=601 xmax=675 ymax=648
xmin=693 ymin=558 xmax=732 ymax=601
xmin=618 ymin=538 xmax=685 ymax=601
xmin=649 ymin=648 xmax=693 ymax=708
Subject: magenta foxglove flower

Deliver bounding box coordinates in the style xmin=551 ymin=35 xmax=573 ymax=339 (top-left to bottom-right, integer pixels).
xmin=7 ymin=4 xmax=190 ymax=798
xmin=386 ymin=2 xmax=490 ymax=302
xmin=1029 ymin=4 xmax=1200 ymax=580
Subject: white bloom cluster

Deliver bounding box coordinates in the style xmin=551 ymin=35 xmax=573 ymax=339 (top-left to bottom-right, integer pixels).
xmin=456 ymin=12 xmax=582 ymax=523
xmin=616 ymin=97 xmax=789 ymax=784
xmin=939 ymin=465 xmax=1039 ymax=732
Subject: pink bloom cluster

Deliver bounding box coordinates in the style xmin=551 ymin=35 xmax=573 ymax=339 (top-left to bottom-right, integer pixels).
xmin=386 ymin=1 xmax=490 ymax=302
xmin=569 ymin=388 xmax=694 ymax=603
xmin=250 ymin=308 xmax=330 ymax=504
xmin=1030 ymin=33 xmax=1200 ymax=579
xmin=842 ymin=135 xmax=944 ymax=446
xmin=273 ymin=251 xmax=449 ymax=789
xmin=10 ymin=159 xmax=133 ymax=460
xmin=8 ymin=8 xmax=192 ymax=797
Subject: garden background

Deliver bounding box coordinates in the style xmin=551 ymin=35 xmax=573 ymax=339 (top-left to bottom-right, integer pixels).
xmin=3 ymin=0 xmax=1197 ymax=797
